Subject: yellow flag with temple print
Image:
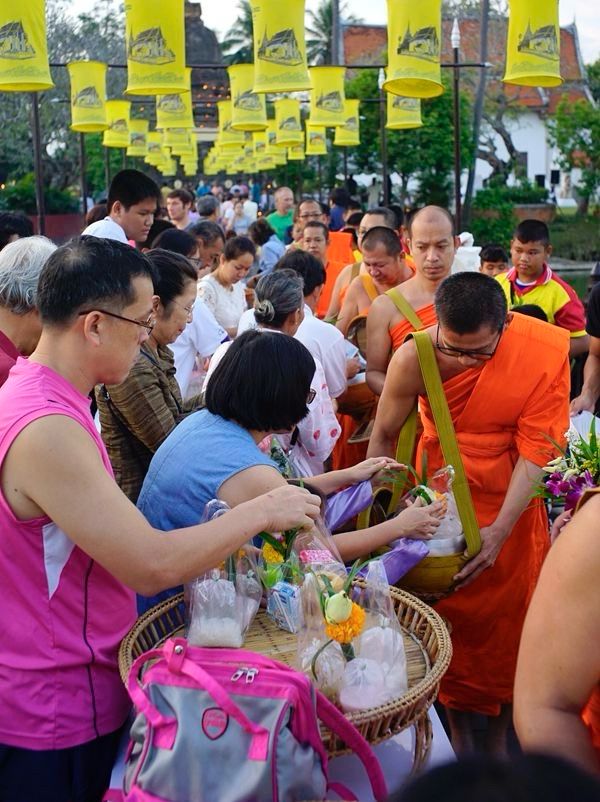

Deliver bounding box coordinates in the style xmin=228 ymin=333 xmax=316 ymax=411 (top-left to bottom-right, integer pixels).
xmin=503 ymin=0 xmax=562 ymax=87
xmin=309 ymin=67 xmax=346 ymax=127
xmin=67 ymin=61 xmax=107 ymax=132
xmin=156 ymin=68 xmax=194 ymax=129
xmin=333 ymin=100 xmax=360 ymax=147
xmin=251 ymin=0 xmax=310 ymax=93
xmin=386 ymin=93 xmax=423 ymax=129
xmin=0 ymin=1 xmax=53 ymax=91
xmin=125 ymin=0 xmax=186 ymax=95
xmin=126 ymin=118 xmax=149 ymax=157
xmin=274 ymin=98 xmax=303 ymax=147
xmin=305 ymin=124 xmax=327 ymax=155
xmin=229 ymin=64 xmax=267 ymax=131
xmin=102 ymin=100 xmax=131 ymax=148
xmin=384 ymin=0 xmax=443 ymax=98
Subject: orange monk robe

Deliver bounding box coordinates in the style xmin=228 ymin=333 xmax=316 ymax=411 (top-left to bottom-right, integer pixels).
xmin=416 ymin=314 xmax=570 ymax=715
xmin=328 ymin=231 xmax=355 ymax=266
xmin=583 ymin=690 xmax=600 ymax=755
xmin=317 ymin=259 xmax=347 ymax=319
xmin=390 ymin=302 xmax=437 ymax=352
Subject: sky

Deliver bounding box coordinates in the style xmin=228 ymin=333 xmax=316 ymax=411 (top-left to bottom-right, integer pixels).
xmin=69 ymin=0 xmax=600 ymax=65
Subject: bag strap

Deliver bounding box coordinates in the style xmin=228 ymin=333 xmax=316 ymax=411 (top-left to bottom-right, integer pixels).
xmin=316 ymin=692 xmax=388 ymax=802
xmin=350 ymin=261 xmax=361 ymax=282
xmin=385 ymin=288 xmax=424 ymax=331
xmin=360 ymin=273 xmax=379 ymax=303
xmin=411 ymin=330 xmax=481 ymax=557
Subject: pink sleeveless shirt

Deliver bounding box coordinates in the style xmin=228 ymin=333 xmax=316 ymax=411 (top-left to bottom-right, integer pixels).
xmin=0 ymin=358 xmax=136 ymax=749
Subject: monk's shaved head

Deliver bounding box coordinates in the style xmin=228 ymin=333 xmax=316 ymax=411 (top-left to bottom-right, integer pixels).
xmin=408 ymin=206 xmax=455 ymax=238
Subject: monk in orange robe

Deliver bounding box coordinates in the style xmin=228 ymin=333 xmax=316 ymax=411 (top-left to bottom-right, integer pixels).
xmin=369 ymin=271 xmax=570 ymax=755
xmin=366 ymin=206 xmax=458 ymax=396
xmin=514 ymin=489 xmax=600 ymax=773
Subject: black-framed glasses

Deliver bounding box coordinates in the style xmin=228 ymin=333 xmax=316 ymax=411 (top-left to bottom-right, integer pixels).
xmin=307 ymin=388 xmax=317 ymax=404
xmin=435 ymin=325 xmax=503 ymax=360
xmin=298 ymin=212 xmax=322 ymax=220
xmin=78 ymin=308 xmax=155 ymax=333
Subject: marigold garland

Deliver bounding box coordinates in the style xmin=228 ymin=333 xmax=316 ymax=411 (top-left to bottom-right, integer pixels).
xmin=324 ymin=601 xmax=366 ymax=643
xmin=262 ymin=542 xmax=284 ymax=564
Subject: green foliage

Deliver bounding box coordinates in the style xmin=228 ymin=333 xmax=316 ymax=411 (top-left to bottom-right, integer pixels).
xmin=0 ymin=174 xmax=78 ymax=214
xmin=470 ymin=180 xmax=550 ymax=248
xmin=587 ymin=58 xmax=600 ymax=105
xmin=220 ymin=0 xmax=254 ymax=65
xmin=551 ymin=216 xmax=600 ymax=262
xmin=550 ymin=97 xmax=600 ymax=210
xmin=345 ymin=70 xmax=474 ymax=208
xmin=306 ymin=0 xmax=362 ymax=66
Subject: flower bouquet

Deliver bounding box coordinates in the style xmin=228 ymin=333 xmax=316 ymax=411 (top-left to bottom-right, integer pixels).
xmin=185 ymin=500 xmax=262 ymax=647
xmin=538 ymin=418 xmax=600 ymax=511
xmin=298 ymin=560 xmax=408 ymax=711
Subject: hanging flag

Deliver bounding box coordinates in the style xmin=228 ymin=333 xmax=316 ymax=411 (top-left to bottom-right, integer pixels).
xmin=0 ymin=1 xmax=53 ymax=91
xmin=156 ymin=68 xmax=194 ymax=129
xmin=251 ymin=0 xmax=310 ymax=93
xmin=162 ymin=127 xmax=189 ymax=149
xmin=308 ymin=67 xmax=346 ymax=127
xmin=384 ymin=0 xmax=443 ymax=98
xmin=386 ymin=93 xmax=423 ymax=129
xmin=145 ymin=131 xmax=163 ymax=165
xmin=287 ymin=144 xmax=305 ymax=161
xmin=217 ymin=100 xmax=246 ymax=149
xmin=102 ymin=100 xmax=131 ymax=148
xmin=305 ymin=124 xmax=327 ymax=155
xmin=333 ymin=99 xmax=360 ymax=147
xmin=126 ymin=118 xmax=149 ymax=157
xmin=274 ymin=98 xmax=303 ymax=147
xmin=124 ymin=0 xmax=186 ymax=95
xmin=228 ymin=63 xmax=267 ymax=131
xmin=503 ymin=0 xmax=562 ymax=87
xmin=67 ymin=61 xmax=108 ymax=132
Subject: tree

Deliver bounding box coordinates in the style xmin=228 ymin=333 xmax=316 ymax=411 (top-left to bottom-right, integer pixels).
xmin=305 ymin=0 xmax=362 ymax=66
xmin=587 ymin=58 xmax=600 ymax=104
xmin=220 ymin=0 xmax=254 ymax=65
xmin=550 ymin=97 xmax=600 ymax=215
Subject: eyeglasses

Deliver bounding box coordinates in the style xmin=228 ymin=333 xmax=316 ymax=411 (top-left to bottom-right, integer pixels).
xmin=435 ymin=325 xmax=503 ymax=360
xmin=307 ymin=388 xmax=317 ymax=404
xmin=298 ymin=212 xmax=322 ymax=220
xmin=171 ymin=299 xmax=195 ymax=318
xmin=78 ymin=308 xmax=155 ymax=333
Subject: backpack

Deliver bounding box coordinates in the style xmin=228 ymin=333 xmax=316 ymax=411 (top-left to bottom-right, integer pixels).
xmin=124 ymin=637 xmax=388 ymax=802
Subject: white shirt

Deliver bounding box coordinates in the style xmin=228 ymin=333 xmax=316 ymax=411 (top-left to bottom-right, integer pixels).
xmin=243 ymin=199 xmax=258 ymax=221
xmin=203 ymin=332 xmax=340 ymax=476
xmin=81 ymin=217 xmax=128 ymax=243
xmin=197 ymin=274 xmax=247 ymax=333
xmin=170 ymin=299 xmax=227 ymax=398
xmin=237 ymin=305 xmax=347 ymax=399
xmin=296 ymin=305 xmax=347 ymax=399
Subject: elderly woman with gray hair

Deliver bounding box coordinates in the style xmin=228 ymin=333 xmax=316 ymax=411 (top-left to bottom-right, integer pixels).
xmin=0 ymin=235 xmax=56 ymax=386
xmin=204 ymin=269 xmax=341 ymax=475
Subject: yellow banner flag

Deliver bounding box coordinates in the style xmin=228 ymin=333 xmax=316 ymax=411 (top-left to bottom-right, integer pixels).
xmin=217 ymin=100 xmax=246 ymax=149
xmin=229 ymin=63 xmax=267 ymax=131
xmin=305 ymin=124 xmax=327 ymax=155
xmin=67 ymin=61 xmax=107 ymax=133
xmin=251 ymin=0 xmax=310 ymax=93
xmin=333 ymin=100 xmax=360 ymax=147
xmin=384 ymin=0 xmax=443 ymax=98
xmin=124 ymin=0 xmax=186 ymax=95
xmin=127 ymin=118 xmax=149 ymax=157
xmin=309 ymin=67 xmax=346 ymax=127
xmin=503 ymin=0 xmax=562 ymax=87
xmin=102 ymin=100 xmax=131 ymax=148
xmin=274 ymin=98 xmax=303 ymax=147
xmin=145 ymin=131 xmax=163 ymax=165
xmin=386 ymin=94 xmax=423 ymax=129
xmin=0 ymin=1 xmax=53 ymax=91
xmin=287 ymin=144 xmax=305 ymax=161
xmin=156 ymin=68 xmax=194 ymax=129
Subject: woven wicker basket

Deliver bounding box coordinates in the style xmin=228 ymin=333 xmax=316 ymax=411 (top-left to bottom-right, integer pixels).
xmin=119 ymin=582 xmax=452 ymax=771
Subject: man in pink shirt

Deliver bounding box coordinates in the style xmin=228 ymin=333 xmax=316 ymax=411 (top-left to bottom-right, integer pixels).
xmin=0 ymin=236 xmax=320 ymax=801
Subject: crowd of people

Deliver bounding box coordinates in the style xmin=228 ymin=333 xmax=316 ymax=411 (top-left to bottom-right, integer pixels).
xmin=0 ymin=166 xmax=598 ymax=800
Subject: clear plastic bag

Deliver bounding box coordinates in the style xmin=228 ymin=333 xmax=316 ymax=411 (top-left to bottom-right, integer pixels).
xmin=185 ymin=500 xmax=261 ymax=647
xmin=415 ymin=466 xmax=465 ymax=555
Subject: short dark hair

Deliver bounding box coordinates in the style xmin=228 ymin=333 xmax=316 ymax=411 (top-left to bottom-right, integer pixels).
xmin=167 ymin=188 xmax=193 ymax=205
xmin=145 ymin=249 xmax=196 ymax=308
xmin=407 ymin=206 xmax=455 ymax=237
xmin=361 ymin=225 xmax=401 ymax=256
xmin=512 ymin=303 xmax=548 ymax=322
xmin=223 ymin=236 xmax=256 ymax=261
xmin=435 ymin=272 xmax=507 ymax=335
xmin=388 ymin=203 xmax=405 ymax=227
xmin=37 ymin=236 xmax=155 ymax=326
xmin=0 ymin=212 xmax=34 ymax=251
xmin=141 ymin=218 xmax=175 ymax=248
xmin=480 ymin=243 xmax=509 ymax=264
xmin=189 ymin=220 xmax=225 ymax=246
xmin=330 ymin=187 xmax=350 ymax=208
xmin=345 ymin=211 xmax=364 ymax=228
xmin=275 ymin=250 xmax=326 ymax=296
xmin=320 ymin=202 xmax=330 ymax=218
xmin=205 ymin=329 xmax=315 ymax=431
xmin=248 ymin=218 xmax=276 ymax=246
xmin=302 ymin=221 xmax=329 ymax=241
xmin=514 ymin=219 xmax=550 ymax=247
xmin=151 ymin=228 xmax=197 ymax=257
xmin=107 ymin=169 xmax=160 ymax=214
xmin=298 ymin=198 xmax=322 ymax=213
xmin=85 ymin=203 xmax=108 ymax=227
xmin=364 ymin=207 xmax=398 ymax=229
xmin=197 ymin=195 xmax=219 ymax=217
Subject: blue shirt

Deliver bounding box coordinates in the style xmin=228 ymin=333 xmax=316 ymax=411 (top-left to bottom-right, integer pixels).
xmin=259 ymin=234 xmax=286 ymax=275
xmin=136 ymin=408 xmax=276 ymax=611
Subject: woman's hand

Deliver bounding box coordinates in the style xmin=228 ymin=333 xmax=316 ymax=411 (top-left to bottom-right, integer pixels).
xmin=250 ymin=484 xmax=322 ymax=532
xmin=345 ymin=457 xmax=405 ymax=485
xmin=550 ymin=508 xmax=572 ymax=544
xmin=393 ymin=497 xmax=444 ymax=539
